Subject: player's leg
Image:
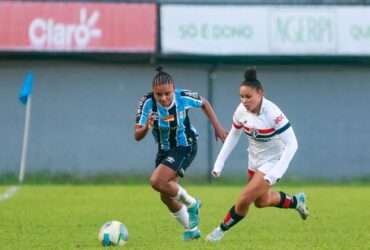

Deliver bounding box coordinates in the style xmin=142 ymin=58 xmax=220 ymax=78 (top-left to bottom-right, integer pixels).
xmin=150 ymin=164 xmax=179 ymax=195
xmin=150 ymin=144 xmax=197 ymax=201
xmin=150 ymin=164 xmax=198 ymax=212
xmin=159 ymin=175 xmax=194 ymax=231
xmin=150 ymin=156 xmax=198 ymax=208
xmin=252 ymin=163 xmax=309 ymax=220
xmin=150 ymin=166 xmax=200 ymax=240
xmin=151 ymin=151 xmax=189 ymax=228
xmin=160 ymin=192 xmax=189 ymax=229
xmin=254 ymin=189 xmax=309 ymax=220
xmin=150 ymin=144 xmax=200 ymax=240
xmin=254 ymin=189 xmax=297 ymax=208
xmin=159 ymin=175 xmax=182 ymax=210
xmin=175 ymin=143 xmax=201 ymax=240
xmin=174 ymin=143 xmax=201 ymax=232
xmin=207 ymin=171 xmax=269 ymax=242
xmin=234 ymin=170 xmax=270 ymax=216
xmin=254 ymin=189 xmax=280 ymax=208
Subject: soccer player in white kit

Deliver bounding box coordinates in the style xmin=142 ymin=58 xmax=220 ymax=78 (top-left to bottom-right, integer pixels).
xmin=206 ymin=67 xmax=309 ymax=242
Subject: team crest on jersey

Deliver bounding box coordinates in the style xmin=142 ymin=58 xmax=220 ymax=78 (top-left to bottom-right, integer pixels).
xmin=251 ymin=129 xmax=259 ymax=137
xmin=248 ymin=128 xmax=271 ymax=142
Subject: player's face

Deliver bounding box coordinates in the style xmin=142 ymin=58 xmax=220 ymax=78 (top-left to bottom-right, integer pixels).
xmin=240 ymin=85 xmax=263 ymax=113
xmin=153 ymin=83 xmax=175 ymax=107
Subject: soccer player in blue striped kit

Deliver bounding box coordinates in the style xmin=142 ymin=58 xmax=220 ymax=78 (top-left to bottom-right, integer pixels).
xmin=135 ymin=66 xmax=227 ymax=240
xmin=206 ymin=67 xmax=309 ymax=242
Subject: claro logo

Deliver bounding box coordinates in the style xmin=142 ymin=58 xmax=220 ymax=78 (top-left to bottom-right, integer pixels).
xmin=28 ymin=8 xmax=102 ymax=49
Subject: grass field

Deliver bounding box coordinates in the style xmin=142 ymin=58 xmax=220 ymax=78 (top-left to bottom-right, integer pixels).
xmin=0 ymin=184 xmax=369 ymax=250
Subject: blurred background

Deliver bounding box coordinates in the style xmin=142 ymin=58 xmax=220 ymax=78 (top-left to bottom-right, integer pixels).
xmin=1 ymin=0 xmax=370 ymax=183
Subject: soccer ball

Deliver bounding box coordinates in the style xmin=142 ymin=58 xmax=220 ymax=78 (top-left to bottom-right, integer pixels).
xmin=98 ymin=220 xmax=128 ymax=247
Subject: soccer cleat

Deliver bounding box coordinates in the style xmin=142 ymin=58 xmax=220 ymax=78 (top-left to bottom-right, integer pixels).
xmin=188 ymin=199 xmax=201 ymax=229
xmin=183 ymin=227 xmax=201 ymax=241
xmin=295 ymin=192 xmax=309 ymax=220
xmin=206 ymin=226 xmax=225 ymax=242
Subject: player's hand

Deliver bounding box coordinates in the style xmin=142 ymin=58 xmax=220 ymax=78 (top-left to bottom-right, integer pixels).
xmin=214 ymin=127 xmax=228 ymax=142
xmin=212 ymin=160 xmax=224 ymax=177
xmin=211 ymin=169 xmax=221 ymax=177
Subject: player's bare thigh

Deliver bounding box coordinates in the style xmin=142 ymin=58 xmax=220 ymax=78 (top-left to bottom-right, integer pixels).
xmin=235 ymin=171 xmax=270 ymax=214
xmin=150 ymin=164 xmax=178 ymax=196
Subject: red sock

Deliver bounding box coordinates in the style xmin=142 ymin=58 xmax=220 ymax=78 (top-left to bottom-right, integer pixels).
xmin=220 ymin=206 xmax=244 ymax=231
xmin=276 ymin=191 xmax=297 ymax=208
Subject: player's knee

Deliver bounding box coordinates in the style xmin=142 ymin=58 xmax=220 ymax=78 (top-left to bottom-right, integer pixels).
xmin=149 ymin=176 xmax=162 ymax=192
xmin=254 ymin=200 xmax=266 ymax=208
xmin=254 ymin=196 xmax=270 ymax=208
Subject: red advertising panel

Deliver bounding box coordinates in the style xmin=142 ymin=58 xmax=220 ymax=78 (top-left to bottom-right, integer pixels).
xmin=0 ymin=2 xmax=156 ymax=52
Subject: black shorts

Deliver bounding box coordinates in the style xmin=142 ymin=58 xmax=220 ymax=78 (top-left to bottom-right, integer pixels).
xmin=155 ymin=143 xmax=197 ymax=177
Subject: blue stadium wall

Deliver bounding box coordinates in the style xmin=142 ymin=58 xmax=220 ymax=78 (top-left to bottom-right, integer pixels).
xmin=1 ymin=60 xmax=370 ymax=181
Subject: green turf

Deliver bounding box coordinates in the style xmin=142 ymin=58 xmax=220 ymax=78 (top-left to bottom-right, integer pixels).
xmin=0 ymin=185 xmax=369 ymax=249
xmin=0 ymin=186 xmax=7 ymax=193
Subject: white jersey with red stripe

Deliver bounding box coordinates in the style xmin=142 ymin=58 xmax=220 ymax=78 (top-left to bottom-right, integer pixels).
xmin=232 ymin=97 xmax=291 ymax=169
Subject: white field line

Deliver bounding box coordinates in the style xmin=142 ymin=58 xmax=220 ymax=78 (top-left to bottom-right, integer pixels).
xmin=0 ymin=186 xmax=19 ymax=202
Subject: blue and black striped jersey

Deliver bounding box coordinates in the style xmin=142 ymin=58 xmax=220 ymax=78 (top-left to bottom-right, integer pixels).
xmin=136 ymin=88 xmax=203 ymax=150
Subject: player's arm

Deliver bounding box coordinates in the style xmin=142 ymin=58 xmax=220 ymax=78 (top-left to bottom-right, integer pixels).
xmin=134 ymin=113 xmax=155 ymax=141
xmin=212 ymin=125 xmax=242 ymax=177
xmin=200 ymin=97 xmax=227 ymax=142
xmin=134 ymin=95 xmax=153 ymax=141
xmin=264 ymin=125 xmax=298 ymax=185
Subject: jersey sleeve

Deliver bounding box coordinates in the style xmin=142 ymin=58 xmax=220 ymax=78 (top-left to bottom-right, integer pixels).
xmin=264 ymin=127 xmax=298 ymax=185
xmin=181 ymin=90 xmax=203 ymax=109
xmin=213 ymin=124 xmax=242 ymax=175
xmin=135 ymin=94 xmax=153 ymax=126
xmin=268 ymin=103 xmax=291 ymax=135
xmin=264 ymin=102 xmax=298 ymax=185
xmin=232 ymin=105 xmax=244 ymax=129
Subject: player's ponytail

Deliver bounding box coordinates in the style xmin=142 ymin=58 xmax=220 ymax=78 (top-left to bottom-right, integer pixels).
xmin=242 ymin=67 xmax=263 ymax=91
xmin=152 ymin=66 xmax=174 ymax=87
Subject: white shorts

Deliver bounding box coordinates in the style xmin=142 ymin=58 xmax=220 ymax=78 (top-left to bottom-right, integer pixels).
xmin=248 ymin=160 xmax=283 ymax=185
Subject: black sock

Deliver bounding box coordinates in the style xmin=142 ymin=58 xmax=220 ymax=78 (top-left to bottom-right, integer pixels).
xmin=275 ymin=191 xmax=297 ymax=209
xmin=220 ymin=206 xmax=244 ymax=231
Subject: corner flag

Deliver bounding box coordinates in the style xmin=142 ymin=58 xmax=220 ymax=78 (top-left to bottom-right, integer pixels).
xmin=19 ymin=72 xmax=34 ymax=183
xmin=19 ymin=72 xmax=33 ymax=104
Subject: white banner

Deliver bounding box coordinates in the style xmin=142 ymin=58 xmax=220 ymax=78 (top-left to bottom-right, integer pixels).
xmin=161 ymin=5 xmax=370 ymax=56
xmin=161 ymin=6 xmax=268 ymax=55
xmin=337 ymin=7 xmax=370 ymax=55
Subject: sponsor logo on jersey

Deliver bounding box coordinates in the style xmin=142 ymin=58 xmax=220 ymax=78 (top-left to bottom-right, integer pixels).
xmin=136 ymin=96 xmax=149 ymax=118
xmin=162 ymin=114 xmax=175 ymax=122
xmin=166 ymin=156 xmax=175 ymax=164
xmin=274 ymin=114 xmax=284 ymax=124
xmin=183 ymin=91 xmax=200 ymax=99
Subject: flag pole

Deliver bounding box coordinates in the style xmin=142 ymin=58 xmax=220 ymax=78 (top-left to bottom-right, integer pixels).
xmin=19 ymin=94 xmax=32 ymax=183
xmin=18 ymin=72 xmax=33 ymax=184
